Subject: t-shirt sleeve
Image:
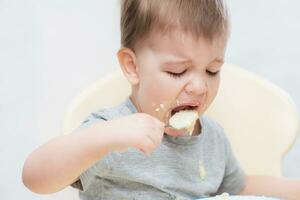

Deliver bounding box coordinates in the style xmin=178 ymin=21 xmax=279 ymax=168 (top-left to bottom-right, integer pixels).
xmin=70 ymin=112 xmax=111 ymax=191
xmin=216 ymin=131 xmax=246 ymax=195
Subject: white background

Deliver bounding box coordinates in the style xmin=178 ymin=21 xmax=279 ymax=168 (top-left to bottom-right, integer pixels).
xmin=0 ymin=0 xmax=299 ymax=199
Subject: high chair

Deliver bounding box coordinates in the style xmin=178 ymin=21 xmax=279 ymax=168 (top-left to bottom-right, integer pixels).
xmin=63 ymin=63 xmax=299 ymax=177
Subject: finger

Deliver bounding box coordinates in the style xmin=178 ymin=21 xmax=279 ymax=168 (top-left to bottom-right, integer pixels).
xmin=140 ymin=138 xmax=156 ymax=154
xmin=155 ymin=121 xmax=165 ymax=135
xmin=153 ymin=126 xmax=164 ymax=138
xmin=147 ymin=133 xmax=161 ymax=147
xmin=153 ymin=117 xmax=165 ymax=127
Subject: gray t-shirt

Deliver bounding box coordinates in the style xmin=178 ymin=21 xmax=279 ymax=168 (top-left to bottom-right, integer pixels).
xmin=71 ymin=97 xmax=246 ymax=200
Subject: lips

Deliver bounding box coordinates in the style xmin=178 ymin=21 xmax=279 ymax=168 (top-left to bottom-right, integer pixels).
xmin=170 ymin=104 xmax=199 ymax=116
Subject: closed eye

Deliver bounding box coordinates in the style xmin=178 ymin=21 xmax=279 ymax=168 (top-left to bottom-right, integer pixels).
xmin=166 ymin=69 xmax=187 ymax=78
xmin=206 ymin=70 xmax=220 ymax=76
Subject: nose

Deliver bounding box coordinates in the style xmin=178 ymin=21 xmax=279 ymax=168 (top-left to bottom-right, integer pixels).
xmin=184 ymin=76 xmax=208 ymax=97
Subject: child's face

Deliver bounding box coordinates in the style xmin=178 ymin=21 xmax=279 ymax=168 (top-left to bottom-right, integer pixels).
xmin=129 ymin=30 xmax=226 ymax=132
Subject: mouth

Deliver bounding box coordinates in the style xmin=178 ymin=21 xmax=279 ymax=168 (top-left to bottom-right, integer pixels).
xmin=170 ymin=104 xmax=199 ymax=117
xmin=165 ymin=104 xmax=200 ymax=137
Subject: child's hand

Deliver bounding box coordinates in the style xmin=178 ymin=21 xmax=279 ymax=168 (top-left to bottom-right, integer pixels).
xmin=104 ymin=113 xmax=165 ymax=154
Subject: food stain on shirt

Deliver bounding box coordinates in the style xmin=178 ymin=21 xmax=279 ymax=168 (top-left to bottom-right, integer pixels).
xmin=199 ymin=160 xmax=206 ymax=180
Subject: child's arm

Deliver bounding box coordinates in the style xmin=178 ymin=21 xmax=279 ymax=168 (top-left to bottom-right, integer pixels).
xmin=239 ymin=175 xmax=300 ymax=200
xmin=22 ymin=113 xmax=164 ymax=194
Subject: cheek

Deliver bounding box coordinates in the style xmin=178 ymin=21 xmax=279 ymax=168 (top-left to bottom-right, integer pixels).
xmin=207 ymin=77 xmax=220 ymax=102
xmin=144 ymin=74 xmax=178 ymax=99
xmin=138 ymin=74 xmax=180 ymax=120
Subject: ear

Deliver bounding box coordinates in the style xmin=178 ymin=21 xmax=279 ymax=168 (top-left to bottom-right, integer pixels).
xmin=117 ymin=48 xmax=139 ymax=85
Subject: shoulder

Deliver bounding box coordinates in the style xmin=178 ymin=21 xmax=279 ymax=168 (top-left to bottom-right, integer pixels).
xmin=88 ymin=99 xmax=133 ymax=120
xmin=79 ymin=98 xmax=133 ymax=129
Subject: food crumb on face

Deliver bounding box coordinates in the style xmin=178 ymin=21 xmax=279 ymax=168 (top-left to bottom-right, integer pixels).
xmin=154 ymin=103 xmax=165 ymax=112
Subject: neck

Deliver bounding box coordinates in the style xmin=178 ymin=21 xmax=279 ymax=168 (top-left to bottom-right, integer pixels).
xmin=129 ymin=93 xmax=142 ymax=113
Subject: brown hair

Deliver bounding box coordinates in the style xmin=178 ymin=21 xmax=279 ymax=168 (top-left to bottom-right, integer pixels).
xmin=120 ymin=0 xmax=230 ymax=50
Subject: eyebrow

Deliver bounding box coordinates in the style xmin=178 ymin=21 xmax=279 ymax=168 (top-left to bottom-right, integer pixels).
xmin=162 ymin=58 xmax=224 ymax=66
xmin=162 ymin=60 xmax=191 ymax=66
